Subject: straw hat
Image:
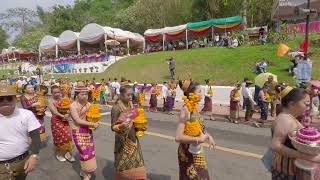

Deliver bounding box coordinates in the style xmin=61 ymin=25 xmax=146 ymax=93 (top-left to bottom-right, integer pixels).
xmin=0 ymin=85 xmax=16 ymax=97
xmin=75 ymin=81 xmax=89 ymax=92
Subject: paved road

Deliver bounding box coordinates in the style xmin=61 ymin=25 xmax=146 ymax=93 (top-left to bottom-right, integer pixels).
xmin=27 ymin=106 xmax=271 ymax=180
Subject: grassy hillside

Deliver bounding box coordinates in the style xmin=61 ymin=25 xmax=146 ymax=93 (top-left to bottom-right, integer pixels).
xmin=46 ymin=33 xmax=319 ymax=85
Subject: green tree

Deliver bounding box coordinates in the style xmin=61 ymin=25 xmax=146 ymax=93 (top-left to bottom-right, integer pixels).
xmin=13 ymin=27 xmax=48 ymax=51
xmin=0 ymin=8 xmax=38 ymax=34
xmin=0 ymin=28 xmax=8 ymax=50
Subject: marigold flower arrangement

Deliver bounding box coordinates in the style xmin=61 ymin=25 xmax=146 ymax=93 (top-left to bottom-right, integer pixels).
xmin=137 ymin=91 xmax=145 ymax=107
xmin=182 ymin=93 xmax=201 ymax=137
xmin=58 ymin=96 xmax=71 ymax=115
xmin=36 ymin=90 xmax=47 ymax=116
xmin=207 ymin=87 xmax=213 ymax=95
xmin=133 ymin=108 xmax=147 ymax=137
xmin=12 ymin=82 xmax=18 ymax=90
xmin=182 ymin=93 xmax=204 ymax=154
xmin=61 ymin=84 xmax=72 ymax=95
xmin=86 ymin=86 xmax=101 ymax=130
xmin=151 ymin=88 xmax=160 ymax=95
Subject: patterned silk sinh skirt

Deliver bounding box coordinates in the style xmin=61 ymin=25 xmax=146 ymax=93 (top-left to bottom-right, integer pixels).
xmin=51 ymin=115 xmax=73 ymax=152
xmin=72 ymin=127 xmax=97 ymax=173
xmin=178 ymin=143 xmax=210 ymax=180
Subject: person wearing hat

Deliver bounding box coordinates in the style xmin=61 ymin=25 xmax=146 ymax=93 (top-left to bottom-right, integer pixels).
xmin=0 ymin=85 xmax=41 ymax=180
xmin=243 ymin=80 xmax=256 ymax=121
xmin=70 ymin=81 xmax=98 ymax=180
xmin=263 ymin=75 xmax=277 ymax=117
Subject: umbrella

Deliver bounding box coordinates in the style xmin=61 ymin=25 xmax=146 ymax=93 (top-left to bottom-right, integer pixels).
xmin=309 ymin=80 xmax=320 ymax=88
xmin=105 ymin=39 xmax=120 ymax=46
xmin=255 ymin=73 xmax=278 ymax=88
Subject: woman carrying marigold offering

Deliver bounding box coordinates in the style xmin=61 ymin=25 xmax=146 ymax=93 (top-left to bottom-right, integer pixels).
xmin=229 ymin=82 xmax=241 ymax=124
xmin=111 ymin=85 xmax=146 ymax=180
xmin=48 ymin=85 xmax=75 ymax=162
xmin=201 ymin=79 xmax=214 ymax=120
xmin=149 ymin=83 xmax=159 ymax=112
xmin=70 ymin=81 xmax=99 ymax=180
xmin=176 ymin=80 xmax=215 ymax=180
xmin=20 ymin=83 xmax=47 ymax=143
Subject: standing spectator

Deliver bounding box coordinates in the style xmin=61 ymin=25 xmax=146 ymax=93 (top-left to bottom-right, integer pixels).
xmin=243 ymin=81 xmax=256 ymax=121
xmin=161 ymin=82 xmax=168 ymax=111
xmin=263 ymin=75 xmax=277 ymax=117
xmin=241 ymin=77 xmax=249 ymax=111
xmin=114 ymin=79 xmax=121 ymax=99
xmin=168 ymin=57 xmax=175 ymax=80
xmin=255 ymin=85 xmax=271 ymax=127
xmin=0 ymin=85 xmax=41 ymax=180
xmin=214 ymin=33 xmax=220 ymax=46
xmin=229 ymin=82 xmax=241 ymax=124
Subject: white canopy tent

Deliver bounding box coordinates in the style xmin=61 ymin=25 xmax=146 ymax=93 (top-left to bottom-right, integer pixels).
xmin=39 ymin=35 xmax=58 ymax=61
xmin=144 ymin=24 xmax=187 ymax=50
xmin=79 ymin=23 xmax=144 ymax=55
xmin=40 ymin=23 xmax=145 ymax=58
xmin=79 ymin=23 xmax=108 ymax=45
xmin=58 ymin=30 xmax=80 ymax=55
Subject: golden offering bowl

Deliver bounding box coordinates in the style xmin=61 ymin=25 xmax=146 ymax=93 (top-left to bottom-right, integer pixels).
xmin=36 ymin=106 xmax=47 ymax=116
xmin=57 ymin=107 xmax=70 ymax=115
xmin=133 ymin=121 xmax=147 ymax=137
xmin=87 ymin=116 xmax=100 ymax=130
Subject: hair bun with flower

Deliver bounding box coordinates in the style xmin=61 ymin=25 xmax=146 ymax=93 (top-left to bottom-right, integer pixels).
xmin=279 ymin=86 xmax=293 ymax=98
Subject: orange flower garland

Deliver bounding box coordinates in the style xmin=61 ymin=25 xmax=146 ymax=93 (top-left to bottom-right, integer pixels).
xmin=137 ymin=91 xmax=145 ymax=107
xmin=86 ymin=104 xmax=101 ymax=130
xmin=91 ymin=86 xmax=101 ymax=100
xmin=58 ymin=96 xmax=71 ymax=115
xmin=36 ymin=90 xmax=46 ymax=116
xmin=133 ymin=108 xmax=148 ymax=137
xmin=86 ymin=85 xmax=101 ymax=130
xmin=182 ymin=93 xmax=201 ymax=137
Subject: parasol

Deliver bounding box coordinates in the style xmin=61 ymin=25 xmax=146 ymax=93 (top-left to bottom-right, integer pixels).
xmin=255 ymin=73 xmax=278 ymax=88
xmin=105 ymin=39 xmax=120 ymax=46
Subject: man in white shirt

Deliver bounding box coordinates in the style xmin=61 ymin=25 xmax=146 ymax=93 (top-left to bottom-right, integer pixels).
xmin=240 ymin=78 xmax=249 ymax=111
xmin=242 ymin=81 xmax=256 ymax=121
xmin=161 ymin=82 xmax=168 ymax=111
xmin=0 ymin=85 xmax=41 ymax=180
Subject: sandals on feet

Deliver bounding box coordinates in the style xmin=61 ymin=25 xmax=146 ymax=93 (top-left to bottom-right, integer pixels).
xmin=65 ymin=153 xmax=75 ymax=162
xmin=56 ymin=155 xmax=66 ymax=162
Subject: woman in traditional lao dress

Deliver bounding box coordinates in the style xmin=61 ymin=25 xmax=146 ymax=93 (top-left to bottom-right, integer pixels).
xmin=229 ymin=82 xmax=241 ymax=124
xmin=176 ymin=80 xmax=215 ymax=180
xmin=70 ymin=81 xmax=99 ymax=180
xmin=201 ymin=80 xmax=214 ymax=120
xmin=271 ymin=86 xmax=320 ymax=180
xmin=48 ymin=85 xmax=75 ymax=162
xmin=165 ymin=82 xmax=176 ymax=115
xmin=149 ymin=83 xmax=158 ymax=112
xmin=20 ymin=83 xmax=47 ymax=142
xmin=111 ymin=85 xmax=146 ymax=180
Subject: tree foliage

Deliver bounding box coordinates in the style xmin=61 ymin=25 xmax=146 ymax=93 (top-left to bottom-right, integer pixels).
xmin=0 ymin=28 xmax=9 ymax=50
xmin=13 ymin=27 xmax=48 ymax=51
xmin=0 ymin=8 xmax=38 ymax=34
xmin=7 ymin=0 xmax=274 ymax=50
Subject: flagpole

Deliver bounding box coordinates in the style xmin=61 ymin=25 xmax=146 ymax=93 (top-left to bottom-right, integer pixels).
xmin=304 ymin=0 xmax=310 ymax=60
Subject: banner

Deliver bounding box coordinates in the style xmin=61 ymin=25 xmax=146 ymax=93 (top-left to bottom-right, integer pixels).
xmin=54 ymin=63 xmax=74 ymax=74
